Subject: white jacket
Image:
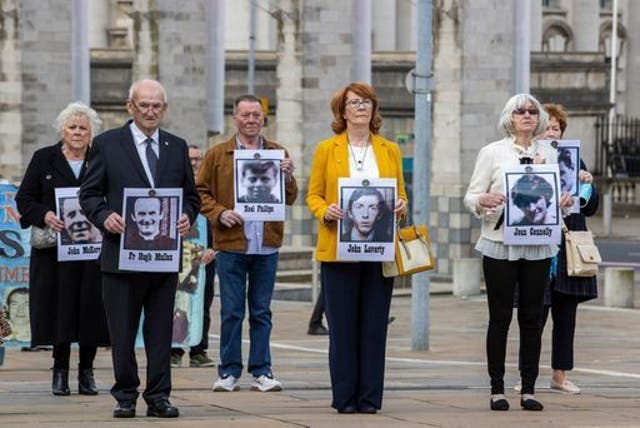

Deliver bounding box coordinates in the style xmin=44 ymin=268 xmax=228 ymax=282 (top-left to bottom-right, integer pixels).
xmin=464 ymin=136 xmax=558 ymax=243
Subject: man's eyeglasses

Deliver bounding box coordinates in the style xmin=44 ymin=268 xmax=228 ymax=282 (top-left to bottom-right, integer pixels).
xmin=130 ymin=100 xmax=165 ymax=113
xmin=345 ymin=99 xmax=373 ymax=109
xmin=238 ymin=113 xmax=263 ymax=120
xmin=513 ymin=108 xmax=539 ymax=116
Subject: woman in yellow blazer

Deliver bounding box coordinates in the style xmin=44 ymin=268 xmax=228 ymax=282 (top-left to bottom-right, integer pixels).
xmin=306 ymin=82 xmax=408 ymax=414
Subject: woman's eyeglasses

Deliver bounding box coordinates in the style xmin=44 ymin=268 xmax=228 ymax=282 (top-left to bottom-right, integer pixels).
xmin=513 ymin=108 xmax=539 ymax=116
xmin=345 ymin=99 xmax=373 ymax=109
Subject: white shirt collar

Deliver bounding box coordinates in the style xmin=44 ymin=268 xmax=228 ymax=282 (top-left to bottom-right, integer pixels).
xmin=130 ymin=121 xmax=159 ymax=146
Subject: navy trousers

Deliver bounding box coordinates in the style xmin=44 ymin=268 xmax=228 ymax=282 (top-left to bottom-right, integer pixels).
xmin=321 ymin=261 xmax=393 ymax=411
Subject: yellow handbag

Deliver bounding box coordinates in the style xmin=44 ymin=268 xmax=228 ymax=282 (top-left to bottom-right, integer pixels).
xmin=382 ymin=223 xmax=435 ymax=278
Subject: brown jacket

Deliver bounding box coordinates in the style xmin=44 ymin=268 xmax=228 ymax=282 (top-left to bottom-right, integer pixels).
xmin=196 ymin=135 xmax=298 ymax=251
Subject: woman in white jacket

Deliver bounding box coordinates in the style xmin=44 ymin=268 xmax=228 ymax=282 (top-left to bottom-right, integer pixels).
xmin=464 ymin=93 xmax=573 ymax=412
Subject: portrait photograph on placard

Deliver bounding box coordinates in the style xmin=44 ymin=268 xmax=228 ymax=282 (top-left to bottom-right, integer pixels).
xmin=55 ymin=187 xmax=102 ymax=262
xmin=503 ymin=164 xmax=562 ymax=246
xmin=233 ymin=149 xmax=285 ymax=221
xmin=119 ymin=187 xmax=182 ymax=272
xmin=337 ymin=177 xmax=396 ymax=261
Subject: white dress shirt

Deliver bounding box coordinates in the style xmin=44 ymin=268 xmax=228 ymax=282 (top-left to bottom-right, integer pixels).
xmin=129 ymin=122 xmax=159 ymax=188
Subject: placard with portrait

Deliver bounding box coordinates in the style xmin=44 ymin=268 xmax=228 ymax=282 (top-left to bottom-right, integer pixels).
xmin=337 ymin=177 xmax=396 ymax=261
xmin=119 ymin=187 xmax=182 ymax=272
xmin=55 ymin=187 xmax=102 ymax=262
xmin=233 ymin=150 xmax=285 ymax=221
xmin=540 ymin=139 xmax=581 ymax=213
xmin=503 ymin=164 xmax=562 ymax=245
xmin=0 ymin=183 xmax=31 ymax=347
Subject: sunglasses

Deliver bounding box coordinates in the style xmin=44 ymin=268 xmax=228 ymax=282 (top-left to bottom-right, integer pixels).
xmin=513 ymin=108 xmax=539 ymax=116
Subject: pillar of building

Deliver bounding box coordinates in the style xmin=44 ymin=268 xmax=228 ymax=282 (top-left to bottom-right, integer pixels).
xmin=20 ymin=0 xmax=73 ymax=170
xmin=530 ymin=0 xmax=542 ymax=51
xmin=0 ymin=0 xmax=23 ymax=181
xmin=431 ymin=0 xmax=514 ymax=276
xmin=372 ymin=0 xmax=396 ymax=51
xmin=275 ymin=0 xmax=305 ymax=246
xmin=297 ymin=0 xmax=354 ymax=245
xmin=148 ymin=0 xmax=207 ymax=146
xmin=572 ymin=0 xmax=600 ymax=51
xmin=624 ymin=0 xmax=640 ymax=115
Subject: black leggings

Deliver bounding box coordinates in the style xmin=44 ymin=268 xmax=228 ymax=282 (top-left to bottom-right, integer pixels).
xmin=542 ymin=289 xmax=580 ymax=371
xmin=483 ymin=256 xmax=550 ymax=395
xmin=53 ymin=343 xmax=97 ymax=370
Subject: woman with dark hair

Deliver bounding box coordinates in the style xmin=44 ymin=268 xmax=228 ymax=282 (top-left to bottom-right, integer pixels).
xmin=464 ymin=93 xmax=574 ymax=412
xmin=16 ymin=102 xmax=109 ymax=396
xmin=306 ymin=82 xmax=408 ymax=414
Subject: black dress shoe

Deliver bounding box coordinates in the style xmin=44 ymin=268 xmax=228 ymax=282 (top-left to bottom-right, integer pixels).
xmin=358 ymin=405 xmax=378 ymax=414
xmin=52 ymin=368 xmax=70 ymax=396
xmin=490 ymin=398 xmax=510 ymax=411
xmin=147 ymin=398 xmax=180 ymax=418
xmin=520 ymin=398 xmax=544 ymax=411
xmin=113 ymin=401 xmax=136 ymax=418
xmin=336 ymin=405 xmax=357 ymax=414
xmin=307 ymin=325 xmax=329 ymax=335
xmin=78 ymin=368 xmax=98 ymax=395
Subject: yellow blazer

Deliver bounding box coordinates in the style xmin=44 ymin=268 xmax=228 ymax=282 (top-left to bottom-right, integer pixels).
xmin=306 ymin=132 xmax=408 ymax=262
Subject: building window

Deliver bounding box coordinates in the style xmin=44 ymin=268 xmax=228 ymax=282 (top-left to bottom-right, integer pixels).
xmin=542 ymin=24 xmax=572 ymax=52
xmin=542 ymin=0 xmax=561 ymax=8
xmin=600 ymin=0 xmax=612 ymax=10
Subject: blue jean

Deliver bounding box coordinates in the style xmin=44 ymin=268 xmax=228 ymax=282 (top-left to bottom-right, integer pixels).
xmin=216 ymin=251 xmax=278 ymax=378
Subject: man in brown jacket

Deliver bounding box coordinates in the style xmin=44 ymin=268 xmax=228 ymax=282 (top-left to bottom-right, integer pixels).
xmin=196 ymin=94 xmax=297 ymax=393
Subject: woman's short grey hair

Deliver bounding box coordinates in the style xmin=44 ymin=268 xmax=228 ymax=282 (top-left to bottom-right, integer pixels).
xmin=54 ymin=102 xmax=102 ymax=139
xmin=497 ymin=93 xmax=548 ymax=137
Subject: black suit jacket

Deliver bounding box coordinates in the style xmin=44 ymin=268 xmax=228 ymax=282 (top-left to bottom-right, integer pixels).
xmin=79 ymin=121 xmax=200 ymax=273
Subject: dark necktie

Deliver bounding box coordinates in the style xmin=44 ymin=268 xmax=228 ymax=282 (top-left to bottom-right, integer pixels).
xmin=145 ymin=137 xmax=158 ymax=182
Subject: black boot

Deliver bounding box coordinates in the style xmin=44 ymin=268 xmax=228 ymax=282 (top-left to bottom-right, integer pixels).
xmin=78 ymin=368 xmax=98 ymax=395
xmin=52 ymin=368 xmax=70 ymax=396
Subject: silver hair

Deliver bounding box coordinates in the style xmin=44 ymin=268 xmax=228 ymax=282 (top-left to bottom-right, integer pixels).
xmin=54 ymin=102 xmax=102 ymax=139
xmin=127 ymin=79 xmax=168 ymax=103
xmin=497 ymin=93 xmax=548 ymax=137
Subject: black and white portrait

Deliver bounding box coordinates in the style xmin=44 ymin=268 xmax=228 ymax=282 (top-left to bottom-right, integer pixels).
xmin=123 ymin=195 xmax=178 ymax=251
xmin=507 ymin=172 xmax=559 ymax=227
xmin=235 ymin=159 xmax=282 ymax=203
xmin=58 ymin=196 xmax=102 ymax=245
xmin=340 ymin=186 xmax=394 ymax=243
xmin=337 ymin=177 xmax=397 ymax=262
xmin=557 ymin=146 xmax=579 ymax=196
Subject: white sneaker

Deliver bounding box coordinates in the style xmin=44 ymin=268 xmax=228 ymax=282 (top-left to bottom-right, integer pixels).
xmin=250 ymin=374 xmax=283 ymax=392
xmin=212 ymin=375 xmax=239 ymax=392
xmin=550 ymin=379 xmax=581 ymax=394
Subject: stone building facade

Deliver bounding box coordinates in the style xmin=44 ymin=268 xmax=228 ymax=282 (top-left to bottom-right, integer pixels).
xmin=1 ymin=0 xmax=638 ymax=277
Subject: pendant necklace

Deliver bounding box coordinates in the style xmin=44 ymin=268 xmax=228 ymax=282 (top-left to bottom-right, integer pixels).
xmin=347 ymin=137 xmax=369 ymax=171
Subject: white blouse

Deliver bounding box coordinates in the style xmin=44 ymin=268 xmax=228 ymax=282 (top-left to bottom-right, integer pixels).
xmin=464 ymin=136 xmax=559 ymax=261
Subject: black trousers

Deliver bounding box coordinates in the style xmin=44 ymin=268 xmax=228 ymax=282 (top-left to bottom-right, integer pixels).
xmin=483 ymin=256 xmax=550 ymax=395
xmin=542 ymin=288 xmax=580 ymax=371
xmin=102 ymin=272 xmax=177 ymax=405
xmin=53 ymin=343 xmax=97 ymax=370
xmin=174 ymin=261 xmax=216 ymax=357
xmin=308 ymin=288 xmax=325 ymax=328
xmin=322 ymin=261 xmax=393 ymax=411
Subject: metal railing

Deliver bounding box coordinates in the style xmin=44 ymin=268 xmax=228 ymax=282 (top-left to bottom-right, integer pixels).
xmin=595 ymin=114 xmax=640 ymax=178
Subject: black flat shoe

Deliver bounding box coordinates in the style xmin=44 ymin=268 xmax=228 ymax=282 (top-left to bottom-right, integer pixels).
xmin=520 ymin=398 xmax=544 ymax=411
xmin=113 ymin=401 xmax=136 ymax=418
xmin=337 ymin=405 xmax=357 ymax=414
xmin=490 ymin=398 xmax=510 ymax=411
xmin=78 ymin=368 xmax=98 ymax=395
xmin=147 ymin=398 xmax=179 ymax=418
xmin=52 ymin=368 xmax=70 ymax=396
xmin=358 ymin=405 xmax=378 ymax=414
xmin=307 ymin=325 xmax=329 ymax=335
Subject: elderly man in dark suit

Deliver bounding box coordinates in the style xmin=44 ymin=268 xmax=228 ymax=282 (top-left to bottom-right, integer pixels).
xmin=80 ymin=79 xmax=200 ymax=419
